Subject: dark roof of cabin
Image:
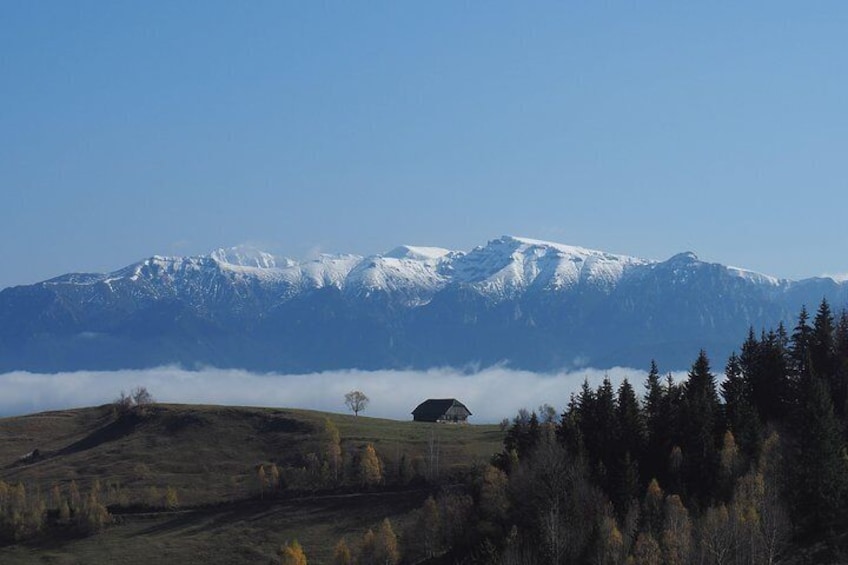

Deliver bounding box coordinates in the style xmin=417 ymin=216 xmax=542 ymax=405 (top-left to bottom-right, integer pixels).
xmin=412 ymin=398 xmax=472 ymax=419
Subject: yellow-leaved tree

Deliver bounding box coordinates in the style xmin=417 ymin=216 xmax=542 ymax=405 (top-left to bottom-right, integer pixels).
xmin=280 ymin=539 xmax=307 ymax=565
xmin=359 ymin=444 xmax=383 ymax=487
xmin=661 ymin=495 xmax=692 ymax=565
xmin=332 ymin=537 xmax=352 ymax=565
xmin=631 ymin=531 xmax=662 ymax=565
xmin=324 ymin=418 xmax=342 ymax=484
xmin=375 ymin=518 xmax=400 ymax=565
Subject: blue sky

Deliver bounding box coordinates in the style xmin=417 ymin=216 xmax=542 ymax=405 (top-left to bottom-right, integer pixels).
xmin=3 ymin=2 xmax=848 ymax=289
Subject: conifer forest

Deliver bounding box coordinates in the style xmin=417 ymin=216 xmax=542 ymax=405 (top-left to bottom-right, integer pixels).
xmin=443 ymin=299 xmax=848 ymax=564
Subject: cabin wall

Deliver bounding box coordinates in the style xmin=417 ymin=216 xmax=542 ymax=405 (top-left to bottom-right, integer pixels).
xmin=441 ymin=406 xmax=469 ymax=422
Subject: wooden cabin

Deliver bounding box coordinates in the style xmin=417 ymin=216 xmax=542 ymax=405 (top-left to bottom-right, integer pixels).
xmin=412 ymin=399 xmax=472 ymax=423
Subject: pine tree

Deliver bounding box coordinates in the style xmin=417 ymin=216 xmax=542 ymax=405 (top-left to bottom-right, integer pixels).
xmin=592 ymin=376 xmax=619 ymax=492
xmin=834 ymin=310 xmax=848 ymax=419
xmin=681 ymin=350 xmax=722 ymax=507
xmin=812 ymin=299 xmax=840 ymax=413
xmin=740 ymin=326 xmax=792 ymax=425
xmin=721 ymin=352 xmax=762 ymax=461
xmin=504 ymin=408 xmax=541 ymax=461
xmin=526 ymin=411 xmax=541 ymax=457
xmin=613 ymin=379 xmax=644 ymax=515
xmin=812 ymin=298 xmax=835 ymax=377
xmin=616 ymin=378 xmax=646 ymax=463
xmin=792 ymin=373 xmax=848 ymax=531
xmin=643 ymin=361 xmax=667 ymax=487
xmin=556 ymin=393 xmax=583 ymax=456
xmin=791 ymin=306 xmax=813 ymax=380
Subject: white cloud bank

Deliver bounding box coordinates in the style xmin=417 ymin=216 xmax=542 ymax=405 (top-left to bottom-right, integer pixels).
xmin=0 ymin=366 xmax=687 ymax=423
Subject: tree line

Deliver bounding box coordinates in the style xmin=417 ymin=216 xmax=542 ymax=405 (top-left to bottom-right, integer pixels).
xmin=461 ymin=299 xmax=848 ymax=563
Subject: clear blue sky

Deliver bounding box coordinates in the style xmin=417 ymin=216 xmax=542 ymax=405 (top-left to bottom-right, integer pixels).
xmin=3 ymin=1 xmax=848 ymax=289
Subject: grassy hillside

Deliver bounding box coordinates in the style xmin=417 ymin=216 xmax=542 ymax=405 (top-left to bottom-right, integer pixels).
xmin=0 ymin=403 xmax=505 ymax=564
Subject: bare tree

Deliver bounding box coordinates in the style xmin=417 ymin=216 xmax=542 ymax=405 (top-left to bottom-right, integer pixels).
xmin=132 ymin=386 xmax=154 ymax=406
xmin=344 ymin=390 xmax=369 ymax=416
xmin=114 ymin=386 xmax=154 ymax=417
xmin=113 ymin=391 xmax=133 ymax=415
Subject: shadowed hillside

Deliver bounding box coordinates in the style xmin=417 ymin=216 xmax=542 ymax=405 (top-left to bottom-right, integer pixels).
xmin=0 ymin=403 xmax=504 ymax=564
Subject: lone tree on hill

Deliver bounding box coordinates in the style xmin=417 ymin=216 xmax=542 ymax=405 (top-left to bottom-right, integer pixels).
xmin=345 ymin=390 xmax=369 ymax=416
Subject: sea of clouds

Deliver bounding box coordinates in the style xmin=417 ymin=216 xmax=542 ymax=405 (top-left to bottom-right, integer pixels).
xmin=0 ymin=366 xmax=690 ymax=423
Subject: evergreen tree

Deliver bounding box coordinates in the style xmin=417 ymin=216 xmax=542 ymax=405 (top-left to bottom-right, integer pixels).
xmin=681 ymin=350 xmax=722 ymax=508
xmin=812 ymin=299 xmax=835 ymax=372
xmin=721 ymin=352 xmax=762 ymax=461
xmin=812 ymin=299 xmax=840 ymax=412
xmin=791 ymin=373 xmax=848 ymax=531
xmin=743 ymin=327 xmax=792 ymax=424
xmin=504 ymin=409 xmax=541 ymax=461
xmin=594 ymin=376 xmax=619 ymax=491
xmin=617 ymin=378 xmax=646 ymax=463
xmin=643 ymin=361 xmax=667 ymax=487
xmin=790 ymin=305 xmax=813 ymax=380
xmin=834 ymin=310 xmax=848 ymax=419
xmin=613 ymin=379 xmax=644 ymax=515
xmin=556 ymin=393 xmax=583 ymax=456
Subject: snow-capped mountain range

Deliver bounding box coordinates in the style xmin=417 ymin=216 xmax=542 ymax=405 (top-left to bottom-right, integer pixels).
xmin=0 ymin=236 xmax=845 ymax=373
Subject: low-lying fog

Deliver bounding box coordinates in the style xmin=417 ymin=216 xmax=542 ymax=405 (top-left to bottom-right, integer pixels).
xmin=0 ymin=366 xmax=687 ymax=423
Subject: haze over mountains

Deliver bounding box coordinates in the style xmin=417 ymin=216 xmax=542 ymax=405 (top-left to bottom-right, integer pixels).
xmin=1 ymin=235 xmax=845 ymax=374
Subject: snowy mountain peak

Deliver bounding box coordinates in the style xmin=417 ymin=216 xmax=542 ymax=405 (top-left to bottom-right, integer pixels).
xmin=446 ymin=236 xmax=651 ymax=297
xmin=210 ymin=246 xmax=279 ymax=269
xmin=383 ymin=245 xmax=454 ymax=261
xmin=495 ymin=235 xmax=644 ymax=263
xmin=667 ymin=251 xmax=700 ymax=263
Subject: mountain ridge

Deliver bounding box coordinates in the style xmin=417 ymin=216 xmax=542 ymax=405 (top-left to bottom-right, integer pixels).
xmin=1 ymin=235 xmax=845 ymax=373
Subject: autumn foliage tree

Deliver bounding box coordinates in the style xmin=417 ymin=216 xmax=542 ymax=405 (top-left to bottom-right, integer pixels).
xmin=332 ymin=537 xmax=352 ymax=565
xmin=375 ymin=518 xmax=400 ymax=565
xmin=323 ymin=418 xmax=342 ymax=484
xmin=358 ymin=444 xmax=383 ymax=487
xmin=279 ymin=539 xmax=308 ymax=565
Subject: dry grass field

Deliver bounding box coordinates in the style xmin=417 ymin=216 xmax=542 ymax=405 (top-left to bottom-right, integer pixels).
xmin=0 ymin=403 xmax=505 ymax=564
